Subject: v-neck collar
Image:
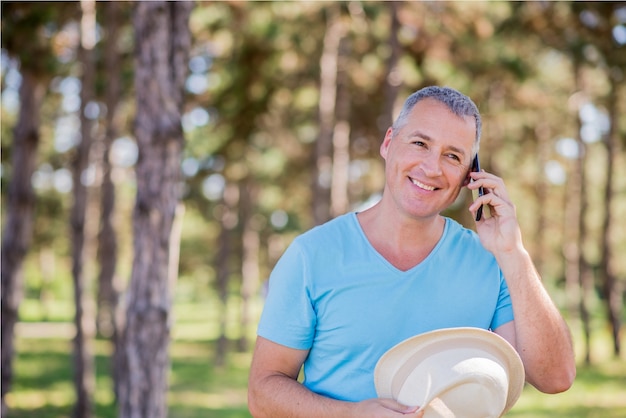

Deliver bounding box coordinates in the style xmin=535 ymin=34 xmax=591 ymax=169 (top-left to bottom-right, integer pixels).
xmin=351 ymin=212 xmax=449 ymax=275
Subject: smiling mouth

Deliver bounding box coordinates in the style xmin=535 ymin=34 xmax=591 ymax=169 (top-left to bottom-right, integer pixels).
xmin=410 ymin=178 xmax=437 ymax=191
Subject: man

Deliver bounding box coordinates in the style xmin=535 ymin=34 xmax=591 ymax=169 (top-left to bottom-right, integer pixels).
xmin=248 ymin=86 xmax=575 ymax=417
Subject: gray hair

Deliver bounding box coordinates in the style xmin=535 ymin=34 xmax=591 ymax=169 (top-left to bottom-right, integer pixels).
xmin=392 ymin=86 xmax=482 ymax=154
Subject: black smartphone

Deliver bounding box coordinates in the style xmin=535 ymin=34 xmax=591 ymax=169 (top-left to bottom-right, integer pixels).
xmin=472 ymin=155 xmax=484 ymax=221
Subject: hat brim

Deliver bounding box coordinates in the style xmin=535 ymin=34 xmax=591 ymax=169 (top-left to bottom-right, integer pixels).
xmin=374 ymin=327 xmax=525 ymax=415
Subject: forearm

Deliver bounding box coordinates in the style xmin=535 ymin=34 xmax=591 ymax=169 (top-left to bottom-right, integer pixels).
xmin=496 ymin=246 xmax=576 ymax=393
xmin=248 ymin=373 xmax=354 ymax=418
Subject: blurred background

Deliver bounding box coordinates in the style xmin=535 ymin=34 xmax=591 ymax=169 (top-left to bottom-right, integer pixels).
xmin=1 ymin=1 xmax=625 ymax=417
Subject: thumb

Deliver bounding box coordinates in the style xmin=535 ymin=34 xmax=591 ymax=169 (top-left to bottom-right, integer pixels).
xmin=401 ymin=404 xmax=420 ymax=414
xmin=379 ymin=398 xmax=420 ymax=413
xmin=397 ymin=402 xmax=424 ymax=416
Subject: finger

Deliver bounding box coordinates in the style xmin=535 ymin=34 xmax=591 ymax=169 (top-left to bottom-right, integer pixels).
xmin=470 ymin=193 xmax=514 ymax=219
xmin=403 ymin=405 xmax=420 ymax=414
xmin=473 ymin=180 xmax=506 ymax=201
xmin=469 ymin=172 xmax=510 ymax=200
xmin=472 ymin=178 xmax=513 ymax=205
xmin=401 ymin=405 xmax=422 ymax=416
xmin=380 ymin=398 xmax=419 ymax=413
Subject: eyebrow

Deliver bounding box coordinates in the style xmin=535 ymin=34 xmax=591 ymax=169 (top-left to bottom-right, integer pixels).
xmin=407 ymin=129 xmax=468 ymax=157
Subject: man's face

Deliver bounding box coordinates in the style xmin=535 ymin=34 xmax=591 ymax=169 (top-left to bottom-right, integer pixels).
xmin=380 ymin=98 xmax=477 ymax=220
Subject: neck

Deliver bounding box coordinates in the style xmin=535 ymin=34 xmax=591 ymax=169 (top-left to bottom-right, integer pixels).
xmin=357 ymin=201 xmax=445 ymax=271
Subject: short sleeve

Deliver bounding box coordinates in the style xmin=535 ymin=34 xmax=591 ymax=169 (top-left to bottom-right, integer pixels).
xmin=256 ymin=240 xmax=317 ymax=350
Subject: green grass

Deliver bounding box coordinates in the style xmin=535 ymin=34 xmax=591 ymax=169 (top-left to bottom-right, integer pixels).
xmin=507 ymin=360 xmax=626 ymax=417
xmin=5 ymin=337 xmax=253 ymax=418
xmin=505 ymin=320 xmax=626 ymax=417
xmin=5 ymin=301 xmax=626 ymax=418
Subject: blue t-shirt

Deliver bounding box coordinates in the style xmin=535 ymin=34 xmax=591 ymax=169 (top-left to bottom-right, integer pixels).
xmin=257 ymin=212 xmax=513 ymax=402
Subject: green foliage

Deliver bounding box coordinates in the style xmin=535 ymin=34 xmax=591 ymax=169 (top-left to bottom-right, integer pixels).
xmin=2 ymin=0 xmax=624 ymax=349
xmin=1 ymin=2 xmax=78 ymax=77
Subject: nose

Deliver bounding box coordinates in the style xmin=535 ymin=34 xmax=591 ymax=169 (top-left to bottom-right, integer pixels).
xmin=421 ymin=152 xmax=443 ymax=177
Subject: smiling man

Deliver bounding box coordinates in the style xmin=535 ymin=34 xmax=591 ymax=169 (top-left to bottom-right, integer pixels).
xmin=248 ymin=86 xmax=575 ymax=418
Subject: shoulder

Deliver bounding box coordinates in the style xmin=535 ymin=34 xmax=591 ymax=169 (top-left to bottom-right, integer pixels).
xmin=280 ymin=212 xmax=362 ymax=268
xmin=442 ymin=217 xmax=491 ymax=256
xmin=438 ymin=218 xmax=503 ymax=283
xmin=295 ymin=212 xmax=358 ymax=247
xmin=443 ymin=217 xmax=478 ymax=238
xmin=271 ymin=213 xmax=361 ymax=286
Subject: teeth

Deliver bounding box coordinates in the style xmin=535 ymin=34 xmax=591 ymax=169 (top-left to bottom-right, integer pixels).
xmin=411 ymin=179 xmax=436 ymax=191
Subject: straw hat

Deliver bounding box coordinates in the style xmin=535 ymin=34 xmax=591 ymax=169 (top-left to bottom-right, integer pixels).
xmin=374 ymin=327 xmax=525 ymax=418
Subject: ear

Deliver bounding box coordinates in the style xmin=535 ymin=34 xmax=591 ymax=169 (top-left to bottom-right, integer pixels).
xmin=463 ymin=155 xmax=477 ymax=186
xmin=462 ymin=160 xmax=474 ymax=186
xmin=380 ymin=127 xmax=394 ymax=160
xmin=463 ymin=170 xmax=472 ymax=187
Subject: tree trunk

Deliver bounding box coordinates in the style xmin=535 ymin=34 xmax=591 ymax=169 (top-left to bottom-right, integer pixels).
xmin=215 ymin=182 xmax=239 ymax=367
xmin=329 ymin=17 xmax=351 ymax=218
xmin=71 ymin=2 xmax=98 ymax=416
xmin=562 ymin=142 xmax=586 ymax=358
xmin=574 ymin=86 xmax=593 ymax=368
xmin=0 ymin=69 xmax=45 ymax=416
xmin=312 ymin=5 xmax=343 ymax=225
xmin=599 ymin=76 xmax=622 ymax=357
xmin=563 ymin=128 xmax=592 ymax=365
xmin=381 ymin=1 xmax=402 ymax=132
xmin=119 ymin=3 xmax=192 ymax=417
xmin=98 ymin=0 xmax=122 ymax=401
xmin=329 ymin=58 xmax=351 ymax=218
xmin=563 ymin=62 xmax=593 ymax=365
xmin=238 ymin=178 xmax=260 ymax=352
xmin=532 ymin=122 xmax=551 ymax=276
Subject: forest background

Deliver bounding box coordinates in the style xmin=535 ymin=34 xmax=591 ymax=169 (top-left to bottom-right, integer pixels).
xmin=1 ymin=1 xmax=625 ymax=418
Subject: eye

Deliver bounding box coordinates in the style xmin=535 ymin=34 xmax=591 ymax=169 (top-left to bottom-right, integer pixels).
xmin=413 ymin=140 xmax=426 ymax=147
xmin=445 ymin=153 xmax=461 ymax=162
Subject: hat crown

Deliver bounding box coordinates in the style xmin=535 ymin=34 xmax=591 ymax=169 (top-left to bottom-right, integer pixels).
xmin=398 ymin=354 xmax=508 ymax=417
xmin=375 ymin=328 xmax=525 ymax=418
